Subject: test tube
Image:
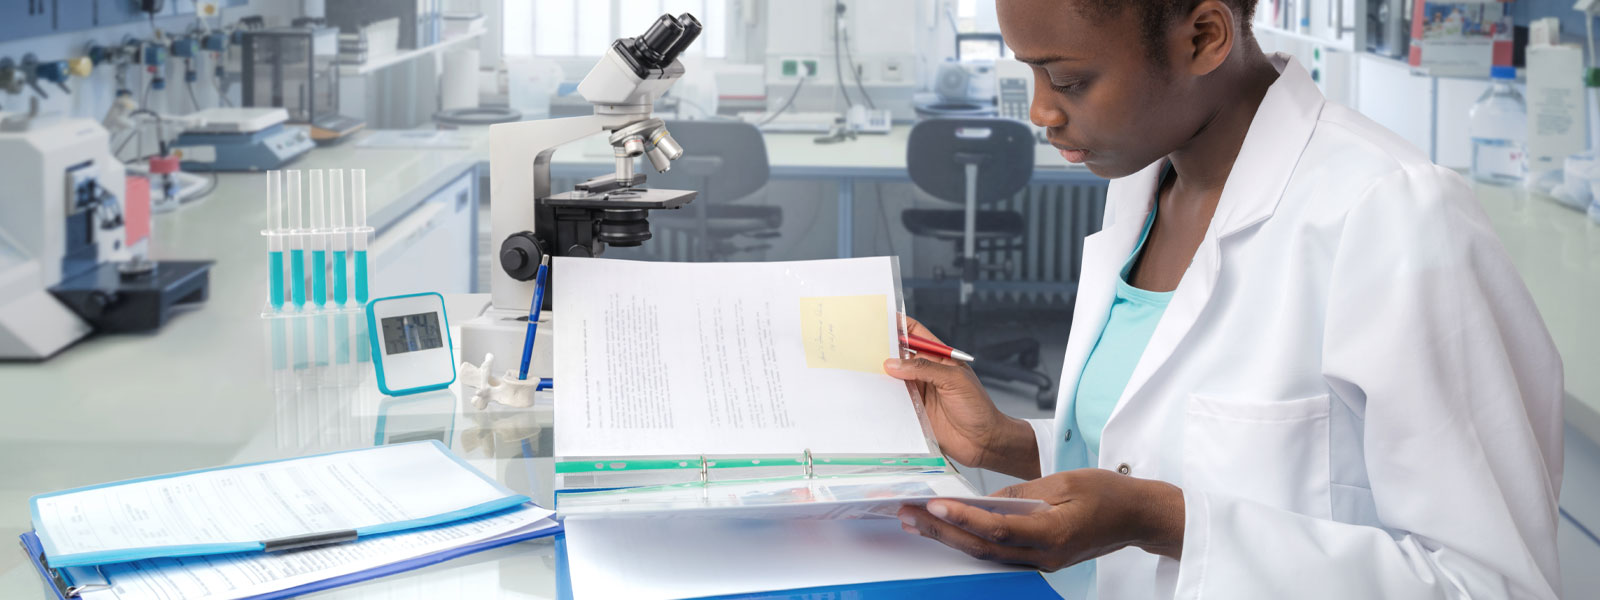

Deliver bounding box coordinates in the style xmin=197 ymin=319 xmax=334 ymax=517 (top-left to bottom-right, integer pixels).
xmin=266 ymin=170 xmax=285 ymax=310
xmin=310 ymin=170 xmax=328 ymax=308
xmin=352 ymin=169 xmax=370 ymax=305
xmin=329 ymin=169 xmax=349 ymax=306
xmin=288 ymin=170 xmax=306 ymax=309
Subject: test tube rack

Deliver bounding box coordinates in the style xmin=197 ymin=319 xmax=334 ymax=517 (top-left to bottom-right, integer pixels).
xmin=261 ymin=168 xmax=373 ymax=318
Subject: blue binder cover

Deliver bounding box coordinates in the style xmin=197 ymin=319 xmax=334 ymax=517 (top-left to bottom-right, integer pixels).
xmin=30 ymin=440 xmax=529 ymax=568
xmin=551 ymin=533 xmax=1062 ymax=600
xmin=21 ymin=521 xmax=564 ymax=600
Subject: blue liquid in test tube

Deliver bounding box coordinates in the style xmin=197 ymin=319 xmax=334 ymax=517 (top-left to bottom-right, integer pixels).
xmin=287 ymin=170 xmax=307 ymax=309
xmin=355 ymin=250 xmax=369 ymax=304
xmin=352 ymin=169 xmax=371 ymax=305
xmin=313 ymin=251 xmax=327 ymax=306
xmin=291 ymin=249 xmax=306 ymax=307
xmin=266 ymin=170 xmax=286 ymax=310
xmin=269 ymin=251 xmax=285 ymax=309
xmin=328 ymin=169 xmax=350 ymax=306
xmin=334 ymin=250 xmax=348 ymax=304
xmin=310 ymin=170 xmax=328 ymax=307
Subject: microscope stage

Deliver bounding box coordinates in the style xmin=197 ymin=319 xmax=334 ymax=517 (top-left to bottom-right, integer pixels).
xmin=543 ymin=187 xmax=696 ymax=210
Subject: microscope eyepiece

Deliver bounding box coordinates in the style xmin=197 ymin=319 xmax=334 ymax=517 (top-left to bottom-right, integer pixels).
xmin=662 ymin=13 xmax=702 ymax=64
xmin=638 ymin=14 xmax=686 ymax=66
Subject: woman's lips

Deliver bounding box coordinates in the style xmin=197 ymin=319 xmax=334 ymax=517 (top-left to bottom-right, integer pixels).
xmin=1058 ymin=148 xmax=1090 ymax=163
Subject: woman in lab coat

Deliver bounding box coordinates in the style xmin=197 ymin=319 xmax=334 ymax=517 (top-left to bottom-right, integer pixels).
xmin=885 ymin=0 xmax=1565 ymax=598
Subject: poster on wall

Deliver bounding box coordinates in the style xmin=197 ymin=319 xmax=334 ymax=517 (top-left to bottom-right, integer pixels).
xmin=1408 ymin=1 xmax=1515 ymax=78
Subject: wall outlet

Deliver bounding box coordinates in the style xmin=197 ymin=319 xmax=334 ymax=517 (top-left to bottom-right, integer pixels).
xmin=779 ymin=57 xmax=819 ymax=79
xmin=882 ymin=58 xmax=905 ymax=83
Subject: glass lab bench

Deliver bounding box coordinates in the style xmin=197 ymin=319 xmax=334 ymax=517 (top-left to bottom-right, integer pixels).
xmin=0 ymin=298 xmax=565 ymax=599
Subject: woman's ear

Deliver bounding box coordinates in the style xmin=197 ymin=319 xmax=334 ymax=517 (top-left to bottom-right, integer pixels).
xmin=1167 ymin=0 xmax=1237 ymax=77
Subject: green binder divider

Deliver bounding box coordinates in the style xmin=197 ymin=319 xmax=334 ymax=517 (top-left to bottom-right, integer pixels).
xmin=562 ymin=471 xmax=945 ymax=499
xmin=555 ymin=455 xmax=945 ymax=475
xmin=814 ymin=457 xmax=947 ymax=468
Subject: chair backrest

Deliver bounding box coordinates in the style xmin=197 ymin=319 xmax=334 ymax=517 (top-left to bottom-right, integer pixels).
xmin=906 ymin=118 xmax=1035 ymax=206
xmin=651 ymin=120 xmax=771 ymax=204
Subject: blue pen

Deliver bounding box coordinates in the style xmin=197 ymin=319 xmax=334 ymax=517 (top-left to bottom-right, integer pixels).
xmin=518 ymin=255 xmax=551 ymax=381
xmin=537 ymin=378 xmax=553 ymax=391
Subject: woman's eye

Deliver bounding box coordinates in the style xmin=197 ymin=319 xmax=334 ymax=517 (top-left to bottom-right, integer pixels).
xmin=1049 ymin=79 xmax=1086 ymax=95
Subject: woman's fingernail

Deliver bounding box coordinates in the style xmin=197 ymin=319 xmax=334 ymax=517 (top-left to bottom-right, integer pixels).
xmin=901 ymin=522 xmax=917 ymax=534
xmin=899 ymin=514 xmax=915 ymax=529
xmin=928 ymin=502 xmax=948 ymax=519
xmin=885 ymin=358 xmax=903 ymax=370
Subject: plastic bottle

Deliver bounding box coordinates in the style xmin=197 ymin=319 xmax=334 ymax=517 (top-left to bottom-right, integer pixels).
xmin=1469 ymin=67 xmax=1528 ymax=186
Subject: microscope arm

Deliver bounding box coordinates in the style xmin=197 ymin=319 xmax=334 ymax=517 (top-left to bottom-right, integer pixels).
xmin=490 ymin=113 xmax=638 ymax=202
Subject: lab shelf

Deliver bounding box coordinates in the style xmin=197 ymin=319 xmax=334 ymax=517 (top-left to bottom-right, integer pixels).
xmin=339 ymin=30 xmax=483 ymax=77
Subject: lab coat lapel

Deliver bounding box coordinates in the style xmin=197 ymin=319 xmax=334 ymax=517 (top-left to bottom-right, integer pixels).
xmin=1052 ymin=161 xmax=1164 ymax=427
xmin=1105 ymin=55 xmax=1325 ymax=429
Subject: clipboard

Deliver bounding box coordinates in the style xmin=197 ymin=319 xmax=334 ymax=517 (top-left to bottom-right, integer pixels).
xmin=19 ymin=522 xmax=565 ymax=600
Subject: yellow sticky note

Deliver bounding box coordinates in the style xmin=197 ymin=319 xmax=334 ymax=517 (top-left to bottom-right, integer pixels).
xmin=798 ymin=294 xmax=891 ymax=374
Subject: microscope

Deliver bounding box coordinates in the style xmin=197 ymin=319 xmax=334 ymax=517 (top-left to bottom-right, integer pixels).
xmin=460 ymin=13 xmax=702 ymax=378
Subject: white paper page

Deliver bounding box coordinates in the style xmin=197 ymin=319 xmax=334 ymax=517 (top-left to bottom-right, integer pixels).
xmin=35 ymin=442 xmax=515 ymax=560
xmin=564 ymin=515 xmax=1028 ymax=600
xmin=554 ymin=257 xmax=928 ymax=457
xmin=76 ymin=505 xmax=557 ymax=600
xmin=557 ymin=473 xmax=1047 ymax=520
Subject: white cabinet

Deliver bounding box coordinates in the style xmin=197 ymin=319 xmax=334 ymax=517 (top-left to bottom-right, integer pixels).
xmin=371 ymin=168 xmax=479 ymax=299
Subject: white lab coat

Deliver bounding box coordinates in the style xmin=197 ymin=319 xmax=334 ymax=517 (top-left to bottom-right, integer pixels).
xmin=1027 ymin=54 xmax=1565 ymax=599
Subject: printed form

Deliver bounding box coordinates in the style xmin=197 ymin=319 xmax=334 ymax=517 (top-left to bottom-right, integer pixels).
xmin=34 ymin=442 xmax=518 ymax=564
xmin=553 ymin=257 xmax=931 ymax=457
xmin=74 ymin=505 xmax=557 ymax=600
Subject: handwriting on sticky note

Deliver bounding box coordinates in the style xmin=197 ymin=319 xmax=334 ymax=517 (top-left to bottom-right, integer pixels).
xmin=798 ymin=295 xmax=891 ymax=374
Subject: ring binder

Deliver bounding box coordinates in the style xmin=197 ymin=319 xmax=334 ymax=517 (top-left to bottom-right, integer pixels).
xmin=23 ymin=543 xmax=109 ymax=599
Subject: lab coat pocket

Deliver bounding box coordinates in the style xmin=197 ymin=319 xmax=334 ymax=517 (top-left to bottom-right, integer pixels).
xmin=1182 ymin=393 xmax=1332 ymax=519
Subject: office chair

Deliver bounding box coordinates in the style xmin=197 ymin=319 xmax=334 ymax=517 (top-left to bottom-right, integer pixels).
xmin=649 ymin=120 xmax=780 ymax=261
xmin=904 ymin=118 xmax=1055 ymax=408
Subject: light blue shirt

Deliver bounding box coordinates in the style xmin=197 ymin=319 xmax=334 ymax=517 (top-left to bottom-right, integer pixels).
xmin=1073 ymin=203 xmax=1172 ymax=455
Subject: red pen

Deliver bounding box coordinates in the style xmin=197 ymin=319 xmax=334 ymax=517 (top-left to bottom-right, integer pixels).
xmin=900 ymin=333 xmax=976 ymax=363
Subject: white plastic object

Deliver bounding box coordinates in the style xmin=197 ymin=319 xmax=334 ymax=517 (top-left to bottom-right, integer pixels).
xmin=1551 ymin=152 xmax=1597 ymax=210
xmin=1469 ymin=78 xmax=1528 ymax=186
xmin=460 ymin=353 xmax=546 ymax=409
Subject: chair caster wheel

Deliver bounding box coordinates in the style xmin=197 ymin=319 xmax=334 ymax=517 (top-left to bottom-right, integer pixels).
xmin=1036 ymin=392 xmax=1055 ymax=410
xmin=1020 ymin=348 xmax=1040 ymax=369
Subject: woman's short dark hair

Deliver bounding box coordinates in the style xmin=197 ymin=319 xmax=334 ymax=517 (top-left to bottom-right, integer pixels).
xmin=1077 ymin=0 xmax=1259 ymax=64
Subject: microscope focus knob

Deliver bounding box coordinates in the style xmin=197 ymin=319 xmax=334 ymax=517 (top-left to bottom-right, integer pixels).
xmin=499 ymin=232 xmax=545 ymax=281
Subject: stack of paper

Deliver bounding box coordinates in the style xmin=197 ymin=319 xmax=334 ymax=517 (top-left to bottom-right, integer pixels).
xmin=22 ymin=441 xmax=561 ymax=600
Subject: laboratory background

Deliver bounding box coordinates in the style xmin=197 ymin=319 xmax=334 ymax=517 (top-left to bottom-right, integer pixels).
xmin=0 ymin=0 xmax=1596 ymax=598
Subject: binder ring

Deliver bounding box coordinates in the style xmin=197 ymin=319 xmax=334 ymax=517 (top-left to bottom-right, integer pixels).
xmin=698 ymin=455 xmax=709 ymax=485
xmin=803 ymin=448 xmax=814 ymax=479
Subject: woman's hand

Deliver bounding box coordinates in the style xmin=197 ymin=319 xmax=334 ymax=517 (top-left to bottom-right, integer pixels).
xmin=884 ymin=317 xmax=1038 ymax=479
xmin=897 ymin=469 xmax=1186 ymax=571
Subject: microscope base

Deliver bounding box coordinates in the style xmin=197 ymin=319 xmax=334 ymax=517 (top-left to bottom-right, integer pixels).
xmin=0 ymin=286 xmax=93 ymax=360
xmin=460 ymin=308 xmax=555 ymax=383
xmin=50 ymin=260 xmax=213 ymax=333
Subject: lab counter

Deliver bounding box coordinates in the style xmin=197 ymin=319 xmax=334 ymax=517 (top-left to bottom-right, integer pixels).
xmin=1472 ymin=185 xmax=1600 ymax=444
xmin=0 ymin=137 xmax=485 ymax=446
